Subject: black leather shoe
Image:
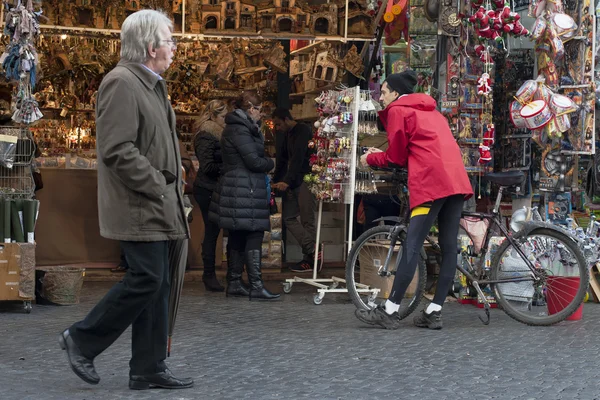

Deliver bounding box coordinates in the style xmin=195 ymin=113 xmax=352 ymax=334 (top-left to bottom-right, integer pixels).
xmin=129 ymin=368 xmax=194 ymax=390
xmin=58 ymin=329 xmax=100 ymax=385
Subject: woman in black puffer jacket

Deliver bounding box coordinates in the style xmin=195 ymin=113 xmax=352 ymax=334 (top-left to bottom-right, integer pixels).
xmin=193 ymin=100 xmax=228 ymax=293
xmin=209 ymin=91 xmax=280 ymax=300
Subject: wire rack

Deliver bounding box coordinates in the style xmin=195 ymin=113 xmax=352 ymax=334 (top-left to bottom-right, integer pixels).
xmin=0 ymin=127 xmax=35 ymax=200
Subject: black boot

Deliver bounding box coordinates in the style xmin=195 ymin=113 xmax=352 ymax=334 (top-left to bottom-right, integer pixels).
xmin=226 ymin=249 xmax=250 ymax=297
xmin=246 ymin=249 xmax=280 ymax=301
xmin=202 ymin=270 xmax=224 ymax=292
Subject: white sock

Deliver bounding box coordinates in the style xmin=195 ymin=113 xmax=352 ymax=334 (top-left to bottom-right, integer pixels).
xmin=384 ymin=300 xmax=400 ymax=315
xmin=425 ymin=303 xmax=442 ymax=314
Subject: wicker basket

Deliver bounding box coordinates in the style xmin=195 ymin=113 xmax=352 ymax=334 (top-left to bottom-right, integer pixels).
xmin=38 ymin=266 xmax=85 ymax=305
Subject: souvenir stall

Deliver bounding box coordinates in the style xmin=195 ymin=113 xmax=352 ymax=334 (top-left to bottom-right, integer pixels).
xmin=442 ymin=0 xmax=599 ymax=305
xmin=0 ymin=0 xmax=383 ymax=270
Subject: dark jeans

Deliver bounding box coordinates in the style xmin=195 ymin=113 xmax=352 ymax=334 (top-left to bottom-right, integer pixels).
xmin=194 ymin=186 xmax=221 ymax=275
xmin=69 ymin=240 xmax=171 ymax=375
xmin=228 ymin=230 xmax=264 ymax=253
xmin=282 ymin=182 xmax=316 ymax=260
xmin=363 ymin=194 xmax=402 ymax=230
xmin=389 ymin=195 xmax=464 ymax=306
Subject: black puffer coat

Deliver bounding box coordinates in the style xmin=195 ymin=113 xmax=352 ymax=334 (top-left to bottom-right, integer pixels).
xmin=209 ymin=109 xmax=274 ymax=232
xmin=193 ymin=119 xmax=223 ymax=191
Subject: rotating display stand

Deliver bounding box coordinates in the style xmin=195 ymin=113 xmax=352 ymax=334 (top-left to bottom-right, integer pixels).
xmin=283 ymin=85 xmax=382 ymax=304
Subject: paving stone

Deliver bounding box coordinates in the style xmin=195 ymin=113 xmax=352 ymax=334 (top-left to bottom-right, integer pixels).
xmin=0 ymin=281 xmax=599 ymax=399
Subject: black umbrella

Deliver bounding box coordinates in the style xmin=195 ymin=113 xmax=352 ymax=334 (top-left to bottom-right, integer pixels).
xmin=167 ymin=238 xmax=188 ymax=357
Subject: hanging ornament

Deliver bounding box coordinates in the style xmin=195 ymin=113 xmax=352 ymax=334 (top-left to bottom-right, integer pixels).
xmin=477 ymin=73 xmax=492 ymax=96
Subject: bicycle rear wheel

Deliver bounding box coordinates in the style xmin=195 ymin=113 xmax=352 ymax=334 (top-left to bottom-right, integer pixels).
xmin=491 ymin=227 xmax=589 ymax=326
xmin=346 ymin=225 xmax=427 ymax=318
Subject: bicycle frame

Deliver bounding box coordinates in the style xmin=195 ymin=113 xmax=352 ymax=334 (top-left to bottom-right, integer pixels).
xmin=454 ymin=210 xmax=540 ymax=286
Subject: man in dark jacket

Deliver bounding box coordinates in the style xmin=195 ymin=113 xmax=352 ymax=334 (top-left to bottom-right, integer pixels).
xmin=58 ymin=10 xmax=193 ymax=390
xmin=271 ymin=109 xmax=319 ymax=272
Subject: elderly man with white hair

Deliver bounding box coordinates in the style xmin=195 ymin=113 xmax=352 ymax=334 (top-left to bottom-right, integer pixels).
xmin=58 ymin=10 xmax=193 ymax=390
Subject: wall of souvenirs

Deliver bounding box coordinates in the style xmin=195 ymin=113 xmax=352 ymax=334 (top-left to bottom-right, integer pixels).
xmin=37 ymin=0 xmax=378 ymax=38
xmin=435 ymin=0 xmax=597 ymax=202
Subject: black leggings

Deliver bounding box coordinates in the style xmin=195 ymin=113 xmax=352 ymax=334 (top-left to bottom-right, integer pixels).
xmin=389 ymin=194 xmax=464 ymax=306
xmin=228 ymin=230 xmax=264 ymax=254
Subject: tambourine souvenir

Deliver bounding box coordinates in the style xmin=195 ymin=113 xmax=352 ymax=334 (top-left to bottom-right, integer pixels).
xmin=520 ymin=100 xmax=553 ymax=129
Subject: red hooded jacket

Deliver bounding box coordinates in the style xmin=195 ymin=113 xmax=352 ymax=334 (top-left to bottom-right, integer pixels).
xmin=367 ymin=94 xmax=473 ymax=210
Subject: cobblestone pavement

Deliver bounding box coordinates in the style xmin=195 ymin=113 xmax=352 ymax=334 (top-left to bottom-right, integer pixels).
xmin=1 ymin=281 xmax=599 ymax=400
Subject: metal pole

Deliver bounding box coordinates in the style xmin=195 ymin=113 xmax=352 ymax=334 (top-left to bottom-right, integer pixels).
xmin=346 ymin=86 xmax=360 ymax=254
xmin=182 ymin=0 xmax=186 ymax=35
xmin=362 ymin=24 xmax=385 ymax=85
xmin=312 ymin=200 xmax=323 ymax=280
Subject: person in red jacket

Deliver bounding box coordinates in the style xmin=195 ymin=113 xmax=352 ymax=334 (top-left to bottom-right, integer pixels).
xmin=356 ymin=70 xmax=473 ymax=330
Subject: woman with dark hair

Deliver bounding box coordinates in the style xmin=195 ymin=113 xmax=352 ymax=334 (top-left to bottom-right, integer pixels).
xmin=209 ymin=91 xmax=280 ymax=300
xmin=193 ymin=100 xmax=228 ymax=292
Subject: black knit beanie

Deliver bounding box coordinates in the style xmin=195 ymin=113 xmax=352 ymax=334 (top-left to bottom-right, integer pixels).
xmin=384 ymin=70 xmax=418 ymax=96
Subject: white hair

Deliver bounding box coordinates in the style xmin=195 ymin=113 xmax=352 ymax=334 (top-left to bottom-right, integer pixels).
xmin=120 ymin=9 xmax=173 ymax=64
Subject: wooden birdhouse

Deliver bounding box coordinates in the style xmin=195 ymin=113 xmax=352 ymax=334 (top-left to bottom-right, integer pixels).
xmin=75 ymin=0 xmax=101 ymax=28
xmin=313 ymin=49 xmax=339 ymax=82
xmin=199 ymin=0 xmax=257 ymax=33
xmin=186 ymin=0 xmax=203 ymax=33
xmin=257 ymin=0 xmax=309 ymax=35
xmin=342 ymin=45 xmax=364 ymax=78
xmin=310 ymin=4 xmax=338 ymax=36
xmin=61 ymin=3 xmax=76 ymax=26
xmin=263 ymin=42 xmax=288 ymax=73
xmin=125 ymin=0 xmax=142 ymax=12
xmin=173 ymin=0 xmax=184 ymax=14
xmin=338 ymin=0 xmax=374 ymax=37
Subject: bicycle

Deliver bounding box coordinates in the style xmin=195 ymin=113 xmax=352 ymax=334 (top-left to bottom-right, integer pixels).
xmin=346 ymin=169 xmax=589 ymax=326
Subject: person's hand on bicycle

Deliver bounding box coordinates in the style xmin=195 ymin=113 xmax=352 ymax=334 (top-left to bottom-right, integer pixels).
xmin=360 ymin=147 xmax=383 ymax=168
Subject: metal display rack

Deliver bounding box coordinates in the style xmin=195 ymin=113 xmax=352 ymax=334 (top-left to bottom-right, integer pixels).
xmin=0 ymin=127 xmax=36 ymax=313
xmin=0 ymin=127 xmax=36 ymax=199
xmin=283 ymin=86 xmax=381 ymax=304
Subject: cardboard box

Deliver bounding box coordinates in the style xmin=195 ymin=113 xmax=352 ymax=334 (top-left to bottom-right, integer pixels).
xmin=0 ymin=243 xmax=35 ymax=301
xmin=358 ymin=242 xmax=419 ymax=299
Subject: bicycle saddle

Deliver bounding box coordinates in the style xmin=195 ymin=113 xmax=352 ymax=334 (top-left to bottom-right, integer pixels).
xmin=485 ymin=171 xmax=525 ymax=187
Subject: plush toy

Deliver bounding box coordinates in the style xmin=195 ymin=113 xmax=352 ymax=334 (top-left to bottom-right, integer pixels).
xmin=477 ymin=72 xmax=492 ymax=95
xmin=478 ymin=124 xmax=495 ymax=164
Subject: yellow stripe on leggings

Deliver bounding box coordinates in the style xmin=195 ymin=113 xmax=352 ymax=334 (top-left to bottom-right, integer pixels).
xmin=410 ymin=205 xmax=431 ymax=218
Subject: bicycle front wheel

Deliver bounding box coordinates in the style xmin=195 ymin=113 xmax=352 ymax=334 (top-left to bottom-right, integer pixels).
xmin=491 ymin=227 xmax=589 ymax=326
xmin=346 ymin=225 xmax=427 ymax=318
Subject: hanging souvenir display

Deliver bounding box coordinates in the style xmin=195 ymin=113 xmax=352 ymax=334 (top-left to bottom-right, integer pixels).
xmin=1 ymin=0 xmax=43 ymax=125
xmin=383 ymin=0 xmax=410 ymax=45
xmin=525 ymin=0 xmax=596 ymax=154
xmin=304 ymin=88 xmax=369 ymax=202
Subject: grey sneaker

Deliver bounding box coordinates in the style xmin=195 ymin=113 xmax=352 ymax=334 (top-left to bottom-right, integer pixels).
xmin=355 ymin=304 xmax=402 ymax=330
xmin=413 ymin=310 xmax=442 ymax=330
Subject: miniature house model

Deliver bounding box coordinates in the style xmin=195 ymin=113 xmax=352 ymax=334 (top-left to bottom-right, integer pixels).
xmin=310 ymin=4 xmax=338 ymax=36
xmin=256 ymin=0 xmax=310 ymax=34
xmin=200 ymin=0 xmax=257 ymax=33
xmin=338 ymin=0 xmax=374 ymax=37
xmin=313 ymin=49 xmax=338 ymax=82
xmin=75 ymin=0 xmax=102 ymax=27
xmin=125 ymin=0 xmax=143 ymax=15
